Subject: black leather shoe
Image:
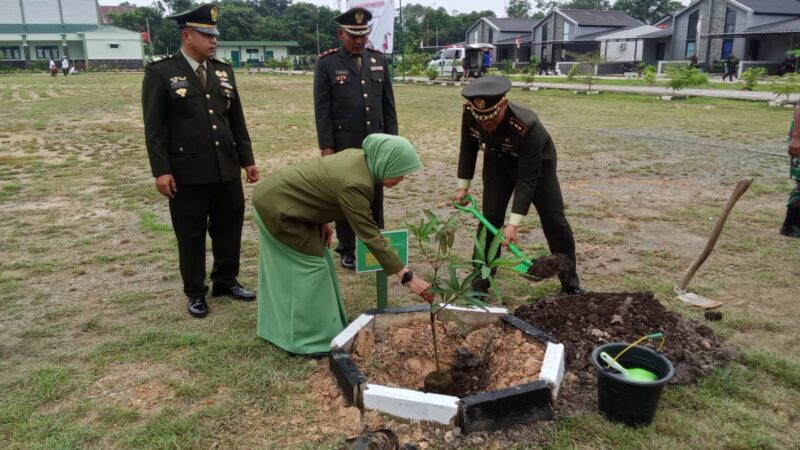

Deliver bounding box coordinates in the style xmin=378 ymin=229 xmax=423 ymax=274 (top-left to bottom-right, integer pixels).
xmin=341 ymin=254 xmax=356 ymax=270
xmin=561 ymin=286 xmax=587 ymax=295
xmin=212 ymin=284 xmax=257 ymax=301
xmin=780 ymin=225 xmax=800 ymax=238
xmin=187 ymin=296 xmax=208 ymax=318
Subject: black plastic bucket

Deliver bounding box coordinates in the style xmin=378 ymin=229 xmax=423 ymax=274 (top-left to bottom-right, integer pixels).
xmin=591 ymin=343 xmax=674 ymax=427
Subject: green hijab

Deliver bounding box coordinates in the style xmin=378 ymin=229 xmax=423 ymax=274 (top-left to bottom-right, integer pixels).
xmin=362 ymin=134 xmax=423 ymax=183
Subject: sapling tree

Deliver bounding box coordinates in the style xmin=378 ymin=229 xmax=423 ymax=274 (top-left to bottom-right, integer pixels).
xmin=664 ymin=64 xmax=708 ymax=95
xmin=407 ymin=210 xmax=523 ymax=385
xmin=771 ymin=73 xmax=800 ymax=102
xmin=737 ymin=67 xmax=766 ymax=91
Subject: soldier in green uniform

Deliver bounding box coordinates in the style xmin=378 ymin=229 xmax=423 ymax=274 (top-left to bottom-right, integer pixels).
xmin=142 ymin=4 xmax=259 ymax=318
xmin=454 ymin=76 xmax=585 ymax=294
xmin=313 ymin=6 xmax=399 ymax=270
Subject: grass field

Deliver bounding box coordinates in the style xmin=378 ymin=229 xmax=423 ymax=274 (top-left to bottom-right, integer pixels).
xmin=1 ymin=72 xmax=799 ymax=449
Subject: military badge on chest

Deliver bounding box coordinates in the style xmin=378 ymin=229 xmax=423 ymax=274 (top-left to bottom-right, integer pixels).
xmin=170 ymin=76 xmax=189 ymax=96
xmin=335 ymin=70 xmax=348 ymax=84
xmin=500 ymin=137 xmax=518 ymax=157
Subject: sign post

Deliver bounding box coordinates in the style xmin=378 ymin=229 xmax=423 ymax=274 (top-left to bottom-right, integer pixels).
xmin=356 ymin=229 xmax=408 ymax=309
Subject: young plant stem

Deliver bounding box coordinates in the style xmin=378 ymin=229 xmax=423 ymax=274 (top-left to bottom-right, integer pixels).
xmin=430 ymin=310 xmax=441 ymax=372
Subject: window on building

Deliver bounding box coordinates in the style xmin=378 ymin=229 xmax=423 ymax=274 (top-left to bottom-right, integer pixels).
xmin=109 ymin=43 xmax=119 ymax=48
xmin=488 ymin=29 xmax=493 ymax=43
xmin=0 ymin=46 xmax=22 ymax=60
xmin=473 ymin=30 xmax=479 ymax=43
xmin=35 ymin=46 xmax=59 ymax=59
xmin=687 ymin=10 xmax=699 ymax=40
xmin=724 ymin=8 xmax=736 ymax=34
xmin=563 ymin=22 xmax=570 ymax=41
xmin=265 ymin=50 xmax=274 ymax=59
xmin=685 ymin=41 xmax=696 ymax=58
xmin=542 ymin=22 xmax=548 ymax=42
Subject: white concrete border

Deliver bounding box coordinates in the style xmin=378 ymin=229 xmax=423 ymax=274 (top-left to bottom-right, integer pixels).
xmin=539 ymin=342 xmax=565 ymax=400
xmin=362 ymin=384 xmax=460 ymax=425
xmin=330 ymin=313 xmax=374 ymax=353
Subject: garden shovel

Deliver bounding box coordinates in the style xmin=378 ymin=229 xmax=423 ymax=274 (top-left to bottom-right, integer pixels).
xmin=675 ymin=178 xmax=753 ymax=308
xmin=453 ymin=194 xmax=545 ymax=278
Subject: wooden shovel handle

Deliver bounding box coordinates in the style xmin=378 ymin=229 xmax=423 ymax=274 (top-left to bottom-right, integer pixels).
xmin=677 ymin=178 xmax=754 ymax=291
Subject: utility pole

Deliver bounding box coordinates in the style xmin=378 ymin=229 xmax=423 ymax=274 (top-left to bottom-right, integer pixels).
xmin=316 ymin=23 xmax=320 ymax=54
xmin=399 ymin=0 xmax=405 ymax=82
xmin=145 ymin=15 xmax=152 ymax=59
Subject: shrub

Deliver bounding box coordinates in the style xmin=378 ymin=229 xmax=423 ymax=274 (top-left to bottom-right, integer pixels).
xmin=499 ymin=59 xmax=515 ymax=75
xmin=664 ymin=64 xmax=708 ymax=95
xmin=771 ymin=73 xmax=800 ymax=102
xmin=642 ymin=65 xmax=657 ymax=86
xmin=737 ymin=67 xmax=767 ymax=91
xmin=426 ymin=66 xmax=439 ymax=80
xmin=566 ymin=64 xmax=578 ymax=80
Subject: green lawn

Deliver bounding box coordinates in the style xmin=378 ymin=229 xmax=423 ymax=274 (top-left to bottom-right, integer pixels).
xmin=0 ymin=72 xmax=798 ymax=449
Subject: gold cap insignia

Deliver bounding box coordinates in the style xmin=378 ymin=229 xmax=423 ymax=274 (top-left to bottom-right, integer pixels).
xmin=370 ymin=57 xmax=376 ymax=63
xmin=474 ymin=99 xmax=486 ymax=109
xmin=355 ymin=11 xmax=365 ymax=24
xmin=176 ymin=88 xmax=187 ymax=97
xmin=210 ymin=6 xmax=218 ymax=22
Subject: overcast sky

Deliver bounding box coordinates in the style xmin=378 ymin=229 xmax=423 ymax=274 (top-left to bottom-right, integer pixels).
xmin=99 ymin=0 xmax=689 ymax=20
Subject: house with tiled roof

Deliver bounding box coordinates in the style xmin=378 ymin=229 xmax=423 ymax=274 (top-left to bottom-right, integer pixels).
xmin=465 ymin=17 xmax=540 ymax=65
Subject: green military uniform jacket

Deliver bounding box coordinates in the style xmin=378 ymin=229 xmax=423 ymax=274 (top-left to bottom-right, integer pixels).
xmin=313 ymin=46 xmax=398 ymax=151
xmin=142 ymin=52 xmax=255 ymax=184
xmin=253 ymin=149 xmax=404 ymax=274
xmin=457 ymin=101 xmax=556 ymax=217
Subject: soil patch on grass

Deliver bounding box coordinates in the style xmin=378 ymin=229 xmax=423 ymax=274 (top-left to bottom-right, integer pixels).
xmin=515 ymin=291 xmax=739 ymax=413
xmin=351 ymin=320 xmax=545 ymax=397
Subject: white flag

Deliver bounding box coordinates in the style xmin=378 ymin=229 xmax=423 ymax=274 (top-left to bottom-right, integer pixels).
xmin=347 ymin=0 xmax=396 ymax=54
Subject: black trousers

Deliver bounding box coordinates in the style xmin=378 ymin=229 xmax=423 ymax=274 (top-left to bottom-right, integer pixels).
xmin=168 ymin=179 xmax=244 ymax=297
xmin=477 ymin=155 xmax=580 ymax=290
xmin=335 ymin=183 xmax=384 ymax=256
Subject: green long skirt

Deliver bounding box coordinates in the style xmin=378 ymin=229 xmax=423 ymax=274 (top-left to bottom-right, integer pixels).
xmin=255 ymin=214 xmax=348 ymax=355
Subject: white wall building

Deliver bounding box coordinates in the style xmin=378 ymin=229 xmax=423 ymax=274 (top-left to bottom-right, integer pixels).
xmin=0 ymin=0 xmax=143 ymax=69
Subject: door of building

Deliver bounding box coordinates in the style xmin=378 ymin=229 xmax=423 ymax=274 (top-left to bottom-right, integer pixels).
xmin=231 ymin=50 xmax=240 ymax=68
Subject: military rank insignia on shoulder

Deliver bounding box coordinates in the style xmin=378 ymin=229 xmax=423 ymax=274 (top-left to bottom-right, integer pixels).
xmin=148 ymin=55 xmax=173 ymax=65
xmin=508 ymin=116 xmax=528 ymax=135
xmin=319 ymin=48 xmax=338 ymax=58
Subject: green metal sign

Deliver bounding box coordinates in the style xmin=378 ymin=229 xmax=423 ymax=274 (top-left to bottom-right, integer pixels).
xmin=356 ymin=229 xmax=408 ymax=273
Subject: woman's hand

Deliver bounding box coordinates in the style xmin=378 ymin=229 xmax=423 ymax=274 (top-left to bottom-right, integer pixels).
xmin=320 ymin=223 xmax=334 ymax=248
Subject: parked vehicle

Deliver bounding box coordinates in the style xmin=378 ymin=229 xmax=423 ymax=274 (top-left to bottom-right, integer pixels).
xmin=428 ymin=43 xmax=496 ymax=81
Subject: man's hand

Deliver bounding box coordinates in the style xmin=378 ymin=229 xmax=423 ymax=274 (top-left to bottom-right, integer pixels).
xmin=454 ymin=188 xmax=470 ymax=206
xmin=155 ymin=174 xmax=177 ymax=198
xmin=502 ymin=224 xmax=518 ymax=249
xmin=320 ymin=223 xmax=334 ymax=248
xmin=406 ymin=274 xmax=432 ymax=296
xmin=244 ymin=165 xmax=260 ymax=183
xmin=321 ymin=147 xmax=335 ymax=157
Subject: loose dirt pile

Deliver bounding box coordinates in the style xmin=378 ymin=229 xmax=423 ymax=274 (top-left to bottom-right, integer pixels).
xmin=350 ymin=320 xmax=545 ymax=397
xmin=526 ymin=253 xmax=573 ymax=279
xmin=515 ymin=291 xmax=739 ymax=413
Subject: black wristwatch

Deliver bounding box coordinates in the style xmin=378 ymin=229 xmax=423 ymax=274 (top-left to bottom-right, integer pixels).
xmin=401 ymin=271 xmax=413 ymax=286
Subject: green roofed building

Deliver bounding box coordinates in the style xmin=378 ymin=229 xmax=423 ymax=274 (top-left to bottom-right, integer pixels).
xmin=215 ymin=41 xmax=299 ymax=68
xmin=0 ymin=0 xmax=143 ymax=69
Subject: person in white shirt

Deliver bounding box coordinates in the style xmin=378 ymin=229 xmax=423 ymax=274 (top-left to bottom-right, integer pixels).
xmin=60 ymin=56 xmax=69 ymax=76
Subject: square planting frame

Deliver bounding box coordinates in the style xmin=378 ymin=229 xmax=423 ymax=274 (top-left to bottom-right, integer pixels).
xmin=328 ymin=304 xmax=565 ymax=433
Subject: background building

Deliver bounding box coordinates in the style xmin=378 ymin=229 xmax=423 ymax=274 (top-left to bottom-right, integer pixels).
xmin=0 ymin=0 xmax=143 ymax=69
xmin=215 ymin=41 xmax=299 ymax=68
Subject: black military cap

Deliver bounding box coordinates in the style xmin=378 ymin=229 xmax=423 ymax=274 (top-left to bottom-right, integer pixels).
xmin=167 ymin=3 xmax=220 ymax=36
xmin=334 ymin=7 xmax=372 ymax=36
xmin=461 ymin=75 xmax=512 ymax=121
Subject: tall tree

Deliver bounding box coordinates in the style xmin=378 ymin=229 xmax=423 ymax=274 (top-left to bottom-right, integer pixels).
xmin=561 ymin=0 xmax=610 ymax=9
xmin=216 ymin=3 xmax=260 ymax=41
xmin=507 ymin=0 xmax=532 ymax=18
xmin=612 ymin=0 xmax=683 ymax=24
xmin=162 ymin=0 xmax=194 ymax=14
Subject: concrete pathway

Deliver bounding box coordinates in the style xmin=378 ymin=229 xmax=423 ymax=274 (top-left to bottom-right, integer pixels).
xmin=392 ymin=75 xmax=798 ymax=103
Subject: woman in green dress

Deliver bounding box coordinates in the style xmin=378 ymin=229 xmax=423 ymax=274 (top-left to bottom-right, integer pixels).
xmin=252 ymin=134 xmax=432 ymax=355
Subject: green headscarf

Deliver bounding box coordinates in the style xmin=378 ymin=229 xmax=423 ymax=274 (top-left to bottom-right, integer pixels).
xmin=362 ymin=134 xmax=423 ymax=183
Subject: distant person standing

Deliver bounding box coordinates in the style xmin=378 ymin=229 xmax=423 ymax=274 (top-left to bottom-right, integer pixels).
xmin=49 ymin=59 xmax=58 ymax=77
xmin=723 ymin=53 xmax=738 ymax=81
xmin=313 ymin=6 xmax=398 ymax=270
xmin=780 ymin=103 xmax=800 ymax=238
xmin=689 ymin=54 xmax=699 ymax=69
xmin=538 ymin=56 xmax=550 ymax=75
xmin=482 ymin=50 xmax=491 ymax=74
xmin=142 ymin=4 xmax=260 ymax=318
xmin=60 ymin=56 xmax=69 ymax=76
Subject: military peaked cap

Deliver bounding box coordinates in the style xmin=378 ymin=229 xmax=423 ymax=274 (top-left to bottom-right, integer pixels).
xmin=461 ymin=76 xmax=512 ymax=121
xmin=167 ymin=3 xmax=220 ymax=36
xmin=334 ymin=7 xmax=372 ymax=36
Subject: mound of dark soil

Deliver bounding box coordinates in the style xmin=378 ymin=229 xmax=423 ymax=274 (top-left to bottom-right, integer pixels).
xmin=527 ymin=254 xmax=573 ymax=279
xmin=515 ymin=291 xmax=739 ymax=413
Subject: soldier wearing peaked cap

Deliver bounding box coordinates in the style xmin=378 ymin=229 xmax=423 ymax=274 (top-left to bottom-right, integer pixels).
xmin=453 ymin=76 xmax=585 ymax=295
xmin=313 ymin=6 xmax=398 ymax=270
xmin=142 ymin=3 xmax=260 ymax=318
